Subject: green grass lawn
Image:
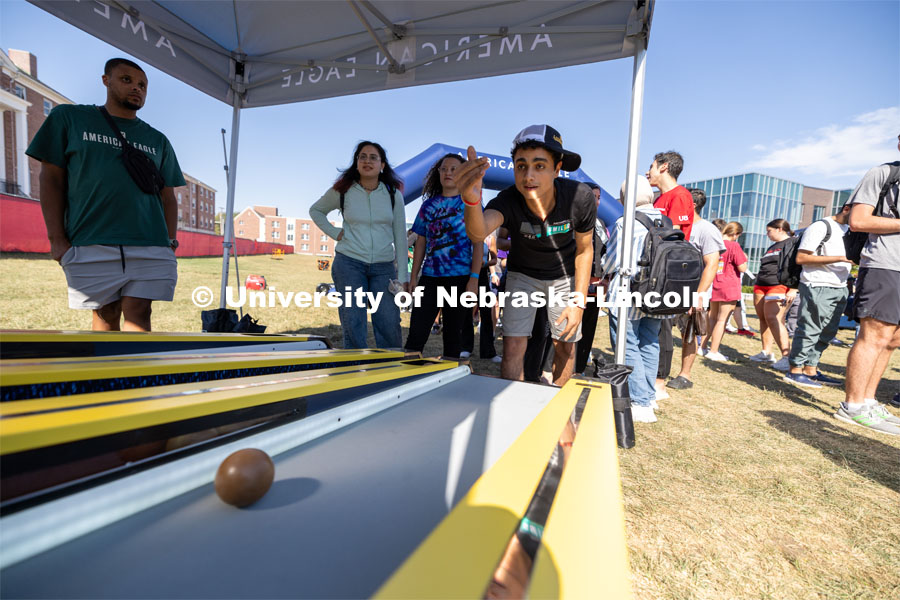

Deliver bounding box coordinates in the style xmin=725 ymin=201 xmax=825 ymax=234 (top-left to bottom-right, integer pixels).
xmin=2 ymin=252 xmax=898 ymax=599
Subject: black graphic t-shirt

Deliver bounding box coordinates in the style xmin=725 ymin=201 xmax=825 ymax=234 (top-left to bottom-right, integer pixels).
xmin=486 ymin=178 xmax=595 ymax=280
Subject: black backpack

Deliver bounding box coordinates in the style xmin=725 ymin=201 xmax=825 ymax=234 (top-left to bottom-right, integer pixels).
xmin=632 ymin=212 xmax=703 ymax=316
xmin=777 ymin=219 xmax=833 ymax=289
xmin=844 ymin=161 xmax=900 ymax=264
xmin=340 ymin=183 xmax=396 ymax=214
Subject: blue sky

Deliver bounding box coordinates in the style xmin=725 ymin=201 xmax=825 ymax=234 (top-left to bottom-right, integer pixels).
xmin=2 ymin=0 xmax=898 ymax=223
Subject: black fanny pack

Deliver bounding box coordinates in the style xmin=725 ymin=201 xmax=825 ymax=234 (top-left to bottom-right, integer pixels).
xmin=98 ymin=106 xmax=166 ymax=195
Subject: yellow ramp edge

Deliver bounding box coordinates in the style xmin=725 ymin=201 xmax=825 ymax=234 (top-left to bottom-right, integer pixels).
xmin=0 ymin=348 xmax=403 ymax=386
xmin=530 ymin=383 xmax=633 ymax=599
xmin=0 ymin=360 xmax=454 ymax=455
xmin=0 ymin=329 xmax=323 ymax=342
xmin=374 ymin=382 xmax=583 ymax=599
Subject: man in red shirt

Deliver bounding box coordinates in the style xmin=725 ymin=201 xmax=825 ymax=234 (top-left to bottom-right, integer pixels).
xmin=648 ymin=151 xmax=694 ymax=238
xmin=646 ymin=151 xmax=693 ymax=401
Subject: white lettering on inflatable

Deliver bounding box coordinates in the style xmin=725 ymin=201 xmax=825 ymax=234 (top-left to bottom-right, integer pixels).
xmin=325 ymin=66 xmax=341 ymax=81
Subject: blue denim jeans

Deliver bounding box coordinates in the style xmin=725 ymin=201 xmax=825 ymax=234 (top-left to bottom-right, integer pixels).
xmin=608 ymin=313 xmax=662 ymax=407
xmin=331 ymin=252 xmax=401 ymax=349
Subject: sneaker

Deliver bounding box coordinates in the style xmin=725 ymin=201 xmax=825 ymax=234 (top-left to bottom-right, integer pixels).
xmin=490 ymin=355 xmax=503 ymax=364
xmin=655 ymin=387 xmax=670 ymax=401
xmin=460 ymin=351 xmax=471 ymax=359
xmin=737 ymin=329 xmax=757 ymax=338
xmin=784 ymin=372 xmax=822 ymax=388
xmin=650 ymin=398 xmax=660 ymax=410
xmin=772 ymin=357 xmax=790 ymax=371
xmin=698 ymin=347 xmax=709 ymax=357
xmin=869 ymin=402 xmax=900 ymax=425
xmin=834 ymin=403 xmax=900 ymax=436
xmin=725 ymin=324 xmax=739 ymax=333
xmin=630 ymin=403 xmax=657 ymax=423
xmin=890 ymin=393 xmax=900 ymax=409
xmin=811 ymin=371 xmax=842 ymax=386
xmin=704 ymin=351 xmax=729 ymax=363
xmin=666 ymin=376 xmax=693 ymax=390
xmin=749 ymin=351 xmax=774 ymax=362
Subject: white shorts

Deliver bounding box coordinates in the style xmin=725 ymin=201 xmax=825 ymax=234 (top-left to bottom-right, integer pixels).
xmin=60 ymin=245 xmax=177 ymax=310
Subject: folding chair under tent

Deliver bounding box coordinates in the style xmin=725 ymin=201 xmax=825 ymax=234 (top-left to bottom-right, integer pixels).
xmin=29 ymin=0 xmax=655 ymax=365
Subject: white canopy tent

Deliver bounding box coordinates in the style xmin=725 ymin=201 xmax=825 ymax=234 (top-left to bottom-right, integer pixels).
xmin=30 ymin=0 xmax=655 ymax=364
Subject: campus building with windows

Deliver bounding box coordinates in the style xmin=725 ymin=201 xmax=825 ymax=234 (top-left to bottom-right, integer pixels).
xmin=683 ymin=173 xmax=803 ymax=272
xmin=234 ymin=205 xmax=336 ymax=256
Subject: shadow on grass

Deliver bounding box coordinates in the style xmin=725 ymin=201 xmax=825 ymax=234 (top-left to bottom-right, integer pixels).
xmin=760 ymin=410 xmax=900 ymax=493
xmin=701 ymin=359 xmax=834 ymax=416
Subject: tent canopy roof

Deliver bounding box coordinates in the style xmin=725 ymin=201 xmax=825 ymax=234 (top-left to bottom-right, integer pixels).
xmin=31 ymin=0 xmax=653 ymax=108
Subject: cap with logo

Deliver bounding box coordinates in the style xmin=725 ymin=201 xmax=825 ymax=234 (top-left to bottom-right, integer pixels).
xmin=511 ymin=124 xmax=582 ymax=172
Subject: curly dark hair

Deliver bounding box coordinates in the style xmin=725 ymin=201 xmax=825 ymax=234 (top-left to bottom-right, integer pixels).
xmin=333 ymin=141 xmax=404 ymax=194
xmin=422 ymin=153 xmax=464 ymax=199
xmin=512 ymin=140 xmax=562 ymax=167
xmin=653 ymin=151 xmax=684 ymax=180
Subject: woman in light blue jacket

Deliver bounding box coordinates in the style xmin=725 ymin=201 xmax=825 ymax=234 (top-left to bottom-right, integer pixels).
xmin=310 ymin=141 xmax=408 ymax=349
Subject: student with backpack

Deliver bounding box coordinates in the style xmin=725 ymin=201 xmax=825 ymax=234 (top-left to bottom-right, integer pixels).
xmin=598 ymin=176 xmax=671 ymax=422
xmin=665 ymin=189 xmax=725 ymax=390
xmin=749 ymin=219 xmax=797 ymax=369
xmin=837 ymin=148 xmax=900 ymax=436
xmin=309 ymin=141 xmax=407 ymax=349
xmin=784 ymin=204 xmax=852 ymax=388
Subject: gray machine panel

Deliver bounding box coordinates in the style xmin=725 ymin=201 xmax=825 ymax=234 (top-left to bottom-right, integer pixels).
xmin=1 ymin=376 xmax=557 ymax=599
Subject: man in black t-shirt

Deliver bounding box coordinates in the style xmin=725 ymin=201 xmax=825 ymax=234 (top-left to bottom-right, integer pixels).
xmin=455 ymin=125 xmax=594 ymax=385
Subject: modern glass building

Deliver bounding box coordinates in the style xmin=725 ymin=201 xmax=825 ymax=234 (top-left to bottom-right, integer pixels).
xmin=831 ymin=188 xmax=852 ymax=214
xmin=683 ymin=173 xmax=803 ymax=272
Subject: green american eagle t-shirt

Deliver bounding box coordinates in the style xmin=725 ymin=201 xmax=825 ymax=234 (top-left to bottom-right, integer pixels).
xmin=26 ymin=104 xmax=186 ymax=247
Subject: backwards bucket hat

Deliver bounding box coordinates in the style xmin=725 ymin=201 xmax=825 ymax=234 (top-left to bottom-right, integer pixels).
xmin=511 ymin=124 xmax=582 ymax=172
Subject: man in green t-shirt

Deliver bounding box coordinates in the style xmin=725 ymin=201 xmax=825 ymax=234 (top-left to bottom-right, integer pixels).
xmin=26 ymin=58 xmax=186 ymax=331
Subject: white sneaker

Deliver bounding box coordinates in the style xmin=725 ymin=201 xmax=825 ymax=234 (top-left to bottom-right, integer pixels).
xmin=630 ymin=403 xmax=657 ymax=423
xmin=650 ymin=398 xmax=660 ymax=410
xmin=490 ymin=355 xmax=503 ymax=363
xmin=749 ymin=351 xmax=774 ymax=362
xmin=655 ymin=387 xmax=670 ymax=401
xmin=725 ymin=324 xmax=738 ymax=333
xmin=698 ymin=347 xmax=709 ymax=357
xmin=704 ymin=351 xmax=729 ymax=363
xmin=772 ymin=357 xmax=790 ymax=371
xmin=459 ymin=351 xmax=471 ymax=359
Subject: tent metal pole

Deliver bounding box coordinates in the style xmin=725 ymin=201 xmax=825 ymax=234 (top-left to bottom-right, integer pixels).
xmin=219 ymin=97 xmax=242 ymax=308
xmin=614 ymin=42 xmax=647 ymax=365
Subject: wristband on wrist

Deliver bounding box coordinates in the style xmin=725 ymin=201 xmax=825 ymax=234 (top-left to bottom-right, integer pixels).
xmin=469 ymin=272 xmax=479 ymax=279
xmin=462 ymin=196 xmax=481 ymax=207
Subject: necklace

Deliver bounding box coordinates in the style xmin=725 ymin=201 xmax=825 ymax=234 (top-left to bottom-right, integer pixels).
xmin=361 ymin=181 xmax=379 ymax=192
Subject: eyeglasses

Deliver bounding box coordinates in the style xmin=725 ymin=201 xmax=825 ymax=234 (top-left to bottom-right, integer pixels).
xmin=358 ymin=153 xmax=382 ymax=163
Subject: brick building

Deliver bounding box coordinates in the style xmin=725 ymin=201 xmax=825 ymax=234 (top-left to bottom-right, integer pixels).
xmin=174 ymin=172 xmax=217 ymax=233
xmin=1 ymin=49 xmax=73 ymax=198
xmin=234 ymin=205 xmax=336 ymax=256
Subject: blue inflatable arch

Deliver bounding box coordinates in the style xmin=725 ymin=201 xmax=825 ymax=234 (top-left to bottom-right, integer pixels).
xmin=393 ymin=143 xmax=623 ymax=227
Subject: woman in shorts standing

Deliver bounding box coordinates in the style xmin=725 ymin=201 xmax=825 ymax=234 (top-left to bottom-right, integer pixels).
xmin=749 ymin=219 xmax=797 ymax=368
xmin=309 ymin=141 xmax=407 ymax=349
xmin=701 ymin=221 xmax=749 ymax=361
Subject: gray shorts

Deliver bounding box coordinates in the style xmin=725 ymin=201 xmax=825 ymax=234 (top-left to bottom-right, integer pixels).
xmin=60 ymin=245 xmax=177 ymax=310
xmin=853 ymin=267 xmax=900 ymax=325
xmin=502 ymin=271 xmax=582 ymax=342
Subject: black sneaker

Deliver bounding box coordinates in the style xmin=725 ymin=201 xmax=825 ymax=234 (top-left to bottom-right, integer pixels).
xmin=666 ymin=376 xmax=693 ymax=390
